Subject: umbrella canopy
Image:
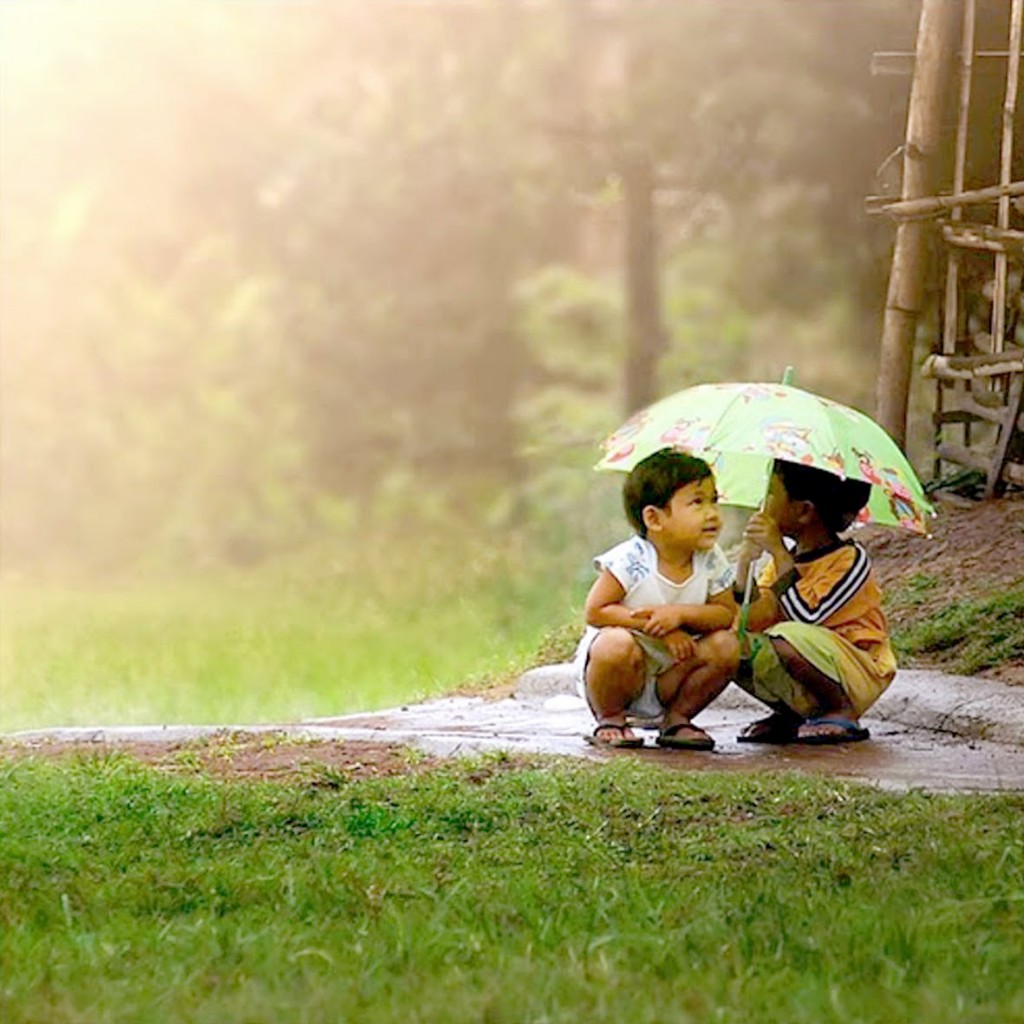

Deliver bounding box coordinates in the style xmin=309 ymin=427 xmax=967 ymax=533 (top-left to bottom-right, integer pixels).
xmin=596 ymin=381 xmax=933 ymax=533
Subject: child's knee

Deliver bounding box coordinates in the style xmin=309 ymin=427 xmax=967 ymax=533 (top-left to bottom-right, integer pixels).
xmin=589 ymin=627 xmax=643 ymax=673
xmin=697 ymin=629 xmax=740 ymax=672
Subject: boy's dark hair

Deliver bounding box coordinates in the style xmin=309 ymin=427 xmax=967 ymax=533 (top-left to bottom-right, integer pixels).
xmin=773 ymin=459 xmax=871 ymax=535
xmin=623 ymin=449 xmax=713 ymax=537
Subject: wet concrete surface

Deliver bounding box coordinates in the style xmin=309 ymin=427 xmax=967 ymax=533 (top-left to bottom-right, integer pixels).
xmin=305 ymin=691 xmax=1024 ymax=794
xmin=7 ymin=671 xmax=1024 ymax=793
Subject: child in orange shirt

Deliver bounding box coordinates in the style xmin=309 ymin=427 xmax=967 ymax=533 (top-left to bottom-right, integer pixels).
xmin=693 ymin=459 xmax=896 ymax=744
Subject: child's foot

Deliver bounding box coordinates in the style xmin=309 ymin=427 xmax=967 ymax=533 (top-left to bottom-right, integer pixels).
xmin=736 ymin=713 xmax=800 ymax=745
xmin=655 ymin=720 xmax=715 ymax=751
xmin=795 ymin=716 xmax=869 ymax=745
xmin=585 ymin=722 xmax=644 ymax=749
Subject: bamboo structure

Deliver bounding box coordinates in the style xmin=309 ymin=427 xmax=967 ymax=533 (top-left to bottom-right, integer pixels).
xmin=983 ymin=0 xmax=1024 ymax=493
xmin=876 ymin=0 xmax=960 ymax=448
xmin=867 ymin=179 xmax=1024 ymax=218
xmin=992 ymin=0 xmax=1024 ymax=356
xmin=900 ymin=0 xmax=1024 ymax=496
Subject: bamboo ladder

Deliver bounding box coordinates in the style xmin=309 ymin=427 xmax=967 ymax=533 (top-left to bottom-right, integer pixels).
xmin=923 ymin=0 xmax=1024 ymax=496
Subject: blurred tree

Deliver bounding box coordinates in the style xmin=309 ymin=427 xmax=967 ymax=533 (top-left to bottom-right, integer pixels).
xmin=242 ymin=5 xmax=576 ymax=503
xmin=6 ymin=0 xmax=991 ymax=574
xmin=1 ymin=3 xmax=322 ymax=566
xmin=626 ymin=1 xmax=918 ymax=339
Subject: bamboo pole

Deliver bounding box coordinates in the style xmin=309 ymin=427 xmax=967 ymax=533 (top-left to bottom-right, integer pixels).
xmin=985 ymin=0 xmax=1024 ymax=498
xmin=877 ymin=0 xmax=961 ymax=447
xmin=941 ymin=221 xmax=1024 ymax=252
xmin=872 ymin=49 xmax=1024 ymax=76
xmin=866 ymin=179 xmax=1024 ymax=219
xmin=991 ymin=0 xmax=1023 ymax=356
xmin=923 ymin=348 xmax=1024 ymax=378
xmin=943 ymin=0 xmax=975 ymax=356
xmin=938 ymin=0 xmax=975 ymax=478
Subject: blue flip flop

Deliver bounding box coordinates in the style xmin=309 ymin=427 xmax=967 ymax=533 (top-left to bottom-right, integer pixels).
xmin=796 ymin=716 xmax=870 ymax=745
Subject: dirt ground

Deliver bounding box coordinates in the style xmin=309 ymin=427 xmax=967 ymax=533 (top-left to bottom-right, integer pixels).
xmin=861 ymin=488 xmax=1024 ymax=685
xmin=0 ymin=733 xmax=447 ymax=783
xmin=5 ymin=491 xmax=1022 ymax=783
xmin=865 ymin=490 xmax=1024 ymax=603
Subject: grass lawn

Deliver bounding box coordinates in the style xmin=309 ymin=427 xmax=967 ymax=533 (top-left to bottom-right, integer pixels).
xmin=2 ymin=754 xmax=1023 ymax=1024
xmin=5 ymin=502 xmax=1021 ymax=735
xmin=889 ymin=580 xmax=1024 ymax=675
xmin=0 ymin=536 xmax=586 ymax=731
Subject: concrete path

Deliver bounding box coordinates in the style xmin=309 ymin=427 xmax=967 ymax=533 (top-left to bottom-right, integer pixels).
xmin=298 ymin=667 xmax=1024 ymax=793
xmin=517 ymin=664 xmax=1024 ymax=747
xmin=5 ymin=667 xmax=1024 ymax=793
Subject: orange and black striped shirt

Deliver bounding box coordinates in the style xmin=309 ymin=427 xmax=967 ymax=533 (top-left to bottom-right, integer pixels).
xmin=759 ymin=540 xmax=891 ymax=660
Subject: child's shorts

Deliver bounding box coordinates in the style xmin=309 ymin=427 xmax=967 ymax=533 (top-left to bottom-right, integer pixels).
xmin=573 ymin=627 xmax=679 ymax=720
xmin=739 ymin=621 xmax=895 ymax=719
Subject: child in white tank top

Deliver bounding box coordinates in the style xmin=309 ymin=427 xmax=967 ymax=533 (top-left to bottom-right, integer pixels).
xmin=576 ymin=450 xmax=736 ymax=750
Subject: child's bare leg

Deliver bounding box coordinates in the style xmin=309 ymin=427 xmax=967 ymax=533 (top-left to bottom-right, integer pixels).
xmin=656 ymin=630 xmax=738 ymax=731
xmin=584 ymin=628 xmax=645 ymax=740
xmin=770 ymin=638 xmax=857 ymax=720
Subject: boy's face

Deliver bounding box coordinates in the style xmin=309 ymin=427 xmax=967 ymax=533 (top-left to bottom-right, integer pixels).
xmin=646 ymin=476 xmax=722 ymax=551
xmin=764 ymin=472 xmax=802 ymax=536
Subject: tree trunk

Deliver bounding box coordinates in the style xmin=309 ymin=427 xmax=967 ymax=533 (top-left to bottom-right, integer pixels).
xmin=622 ymin=146 xmax=664 ymax=415
xmin=876 ymin=0 xmax=960 ymax=446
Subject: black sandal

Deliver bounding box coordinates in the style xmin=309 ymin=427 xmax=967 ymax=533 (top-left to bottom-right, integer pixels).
xmin=655 ymin=721 xmax=715 ymax=751
xmin=736 ymin=714 xmax=800 ymax=745
xmin=584 ymin=722 xmax=644 ymax=749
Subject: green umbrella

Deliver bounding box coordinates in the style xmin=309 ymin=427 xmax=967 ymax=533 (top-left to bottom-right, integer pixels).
xmin=596 ymin=379 xmax=933 ymax=534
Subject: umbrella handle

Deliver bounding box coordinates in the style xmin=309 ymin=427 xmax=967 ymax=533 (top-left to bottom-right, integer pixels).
xmin=735 ymin=561 xmax=759 ymax=657
xmin=737 ymin=365 xmax=793 ymax=646
xmin=737 ymin=561 xmax=756 ymax=639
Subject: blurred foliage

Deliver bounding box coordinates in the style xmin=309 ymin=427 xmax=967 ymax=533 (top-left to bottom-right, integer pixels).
xmin=0 ymin=518 xmax=592 ymax=728
xmin=0 ymin=0 xmax=959 ymax=576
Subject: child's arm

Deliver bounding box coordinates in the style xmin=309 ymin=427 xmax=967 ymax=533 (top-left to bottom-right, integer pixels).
xmin=737 ymin=588 xmax=782 ymax=632
xmin=644 ymin=591 xmax=736 ymax=663
xmin=742 ymin=510 xmax=795 ymax=578
xmin=734 ymin=511 xmax=792 ymax=631
xmin=583 ymin=569 xmax=651 ymax=631
xmin=640 ymin=593 xmax=736 ymax=638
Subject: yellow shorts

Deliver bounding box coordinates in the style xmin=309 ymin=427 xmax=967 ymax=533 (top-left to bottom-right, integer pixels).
xmin=739 ymin=622 xmax=895 ymax=718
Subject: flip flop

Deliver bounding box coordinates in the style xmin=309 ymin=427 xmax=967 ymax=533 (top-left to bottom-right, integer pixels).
xmin=796 ymin=716 xmax=870 ymax=745
xmin=584 ymin=722 xmax=644 ymax=749
xmin=736 ymin=714 xmax=799 ymax=745
xmin=655 ymin=721 xmax=715 ymax=751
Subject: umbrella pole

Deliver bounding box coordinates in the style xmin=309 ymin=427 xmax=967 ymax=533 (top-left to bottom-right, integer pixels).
xmin=737 ymin=566 xmax=757 ymax=636
xmin=736 ymin=366 xmax=794 ymax=645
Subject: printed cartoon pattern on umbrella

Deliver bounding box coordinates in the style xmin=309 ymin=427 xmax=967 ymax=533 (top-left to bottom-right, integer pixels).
xmin=597 ymin=382 xmax=933 ymax=534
